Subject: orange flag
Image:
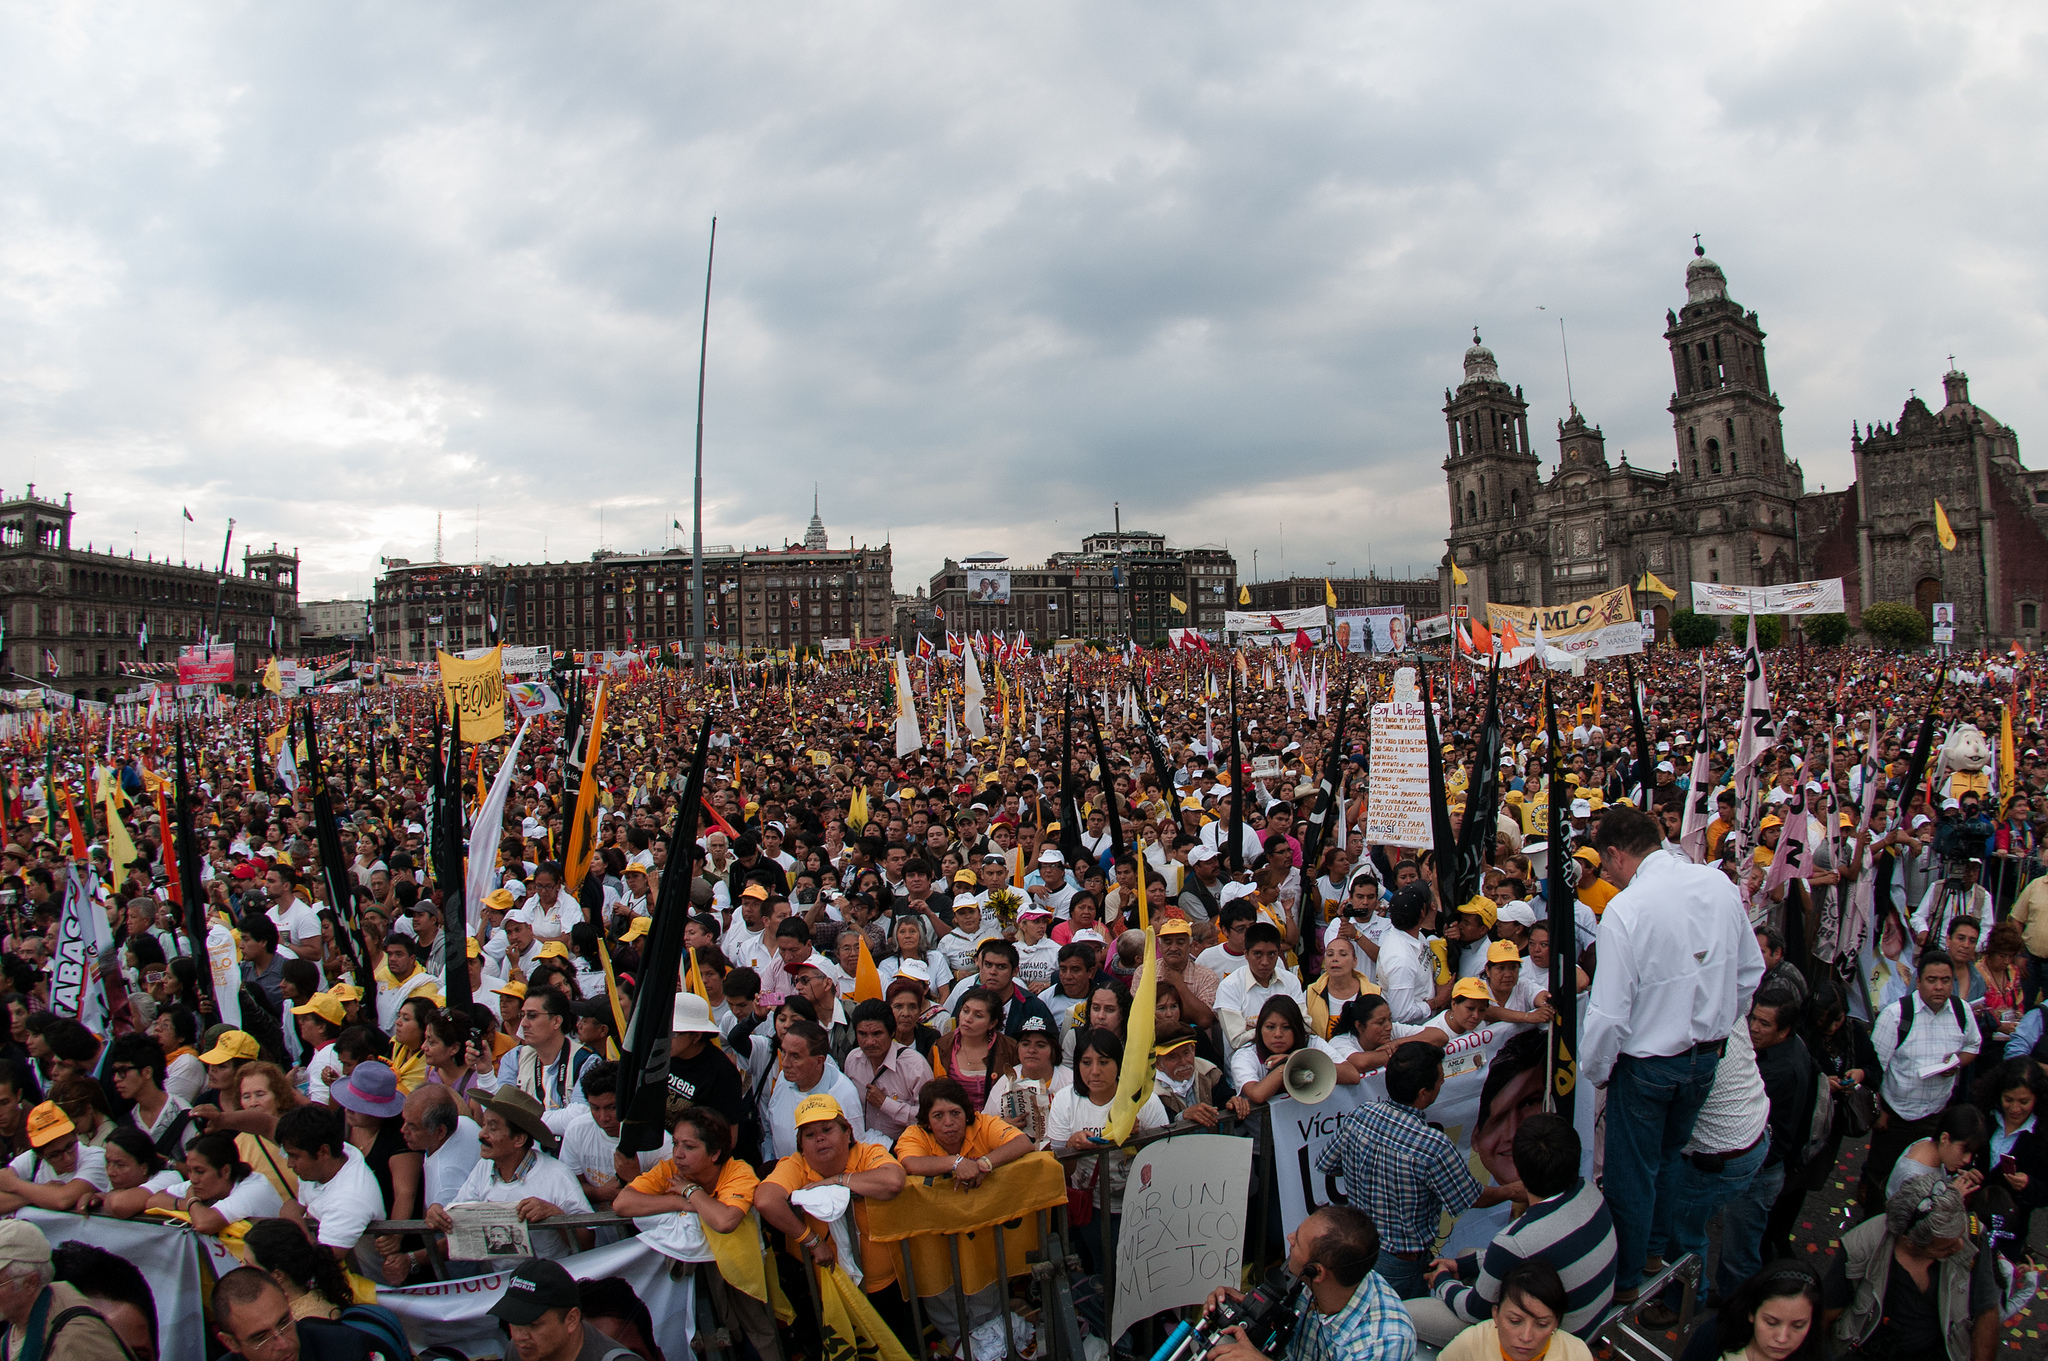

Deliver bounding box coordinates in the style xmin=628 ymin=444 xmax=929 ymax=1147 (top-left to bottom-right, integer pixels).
xmin=852 ymin=934 xmax=883 ymax=1003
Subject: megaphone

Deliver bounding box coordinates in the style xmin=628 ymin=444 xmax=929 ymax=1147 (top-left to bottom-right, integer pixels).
xmin=1283 ymin=1048 xmax=1338 ymax=1105
xmin=1523 ymin=840 xmax=1549 ymax=882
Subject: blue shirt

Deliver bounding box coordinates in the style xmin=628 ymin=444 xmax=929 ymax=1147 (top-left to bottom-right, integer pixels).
xmin=1316 ymin=1100 xmax=1480 ymax=1255
xmin=1287 ymin=1269 xmax=1415 ymax=1361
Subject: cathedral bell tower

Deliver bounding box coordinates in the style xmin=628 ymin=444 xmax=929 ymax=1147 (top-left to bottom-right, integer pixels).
xmin=1443 ymin=333 xmax=1543 ymax=615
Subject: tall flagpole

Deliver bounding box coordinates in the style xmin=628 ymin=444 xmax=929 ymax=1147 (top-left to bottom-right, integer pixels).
xmin=690 ymin=218 xmax=717 ymax=675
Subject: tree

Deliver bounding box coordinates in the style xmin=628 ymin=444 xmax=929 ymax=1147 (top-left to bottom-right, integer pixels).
xmin=1669 ymin=610 xmax=1721 ymax=649
xmin=1739 ymin=614 xmax=1785 ymax=649
xmin=1803 ymin=612 xmax=1850 ymax=647
xmin=1862 ymin=601 xmax=1930 ymax=650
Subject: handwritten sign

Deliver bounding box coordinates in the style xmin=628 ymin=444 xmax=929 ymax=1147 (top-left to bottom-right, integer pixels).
xmin=439 ymin=646 xmax=507 ymax=742
xmin=1365 ymin=701 xmax=1432 ymax=848
xmin=1111 ymin=1135 xmax=1253 ymax=1340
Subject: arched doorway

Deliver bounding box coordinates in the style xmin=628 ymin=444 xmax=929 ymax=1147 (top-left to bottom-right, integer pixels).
xmin=1652 ymin=604 xmax=1670 ymax=641
xmin=1915 ymin=577 xmax=1942 ymax=622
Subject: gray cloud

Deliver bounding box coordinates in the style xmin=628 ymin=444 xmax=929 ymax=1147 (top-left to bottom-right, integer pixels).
xmin=1 ymin=0 xmax=2043 ymax=602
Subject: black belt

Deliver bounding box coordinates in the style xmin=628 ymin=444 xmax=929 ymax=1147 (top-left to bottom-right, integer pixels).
xmin=1658 ymin=1036 xmax=1727 ymax=1060
xmin=1687 ymin=1129 xmax=1766 ymax=1174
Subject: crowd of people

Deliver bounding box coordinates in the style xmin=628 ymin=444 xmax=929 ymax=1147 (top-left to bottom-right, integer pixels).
xmin=0 ymin=638 xmax=2042 ymax=1361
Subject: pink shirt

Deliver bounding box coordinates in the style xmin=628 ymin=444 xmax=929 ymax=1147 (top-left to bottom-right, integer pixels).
xmin=844 ymin=1041 xmax=935 ymax=1143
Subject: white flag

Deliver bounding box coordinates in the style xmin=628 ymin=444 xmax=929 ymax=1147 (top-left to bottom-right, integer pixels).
xmin=894 ymin=653 xmax=923 ymax=758
xmin=466 ymin=718 xmax=533 ymax=935
xmin=962 ymin=643 xmax=987 ymax=739
xmin=49 ymin=866 xmax=113 ymax=1035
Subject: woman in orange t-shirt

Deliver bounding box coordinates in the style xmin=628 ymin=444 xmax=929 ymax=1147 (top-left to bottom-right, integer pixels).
xmin=894 ymin=1079 xmax=1031 ymax=1188
xmin=755 ymin=1093 xmax=914 ymax=1349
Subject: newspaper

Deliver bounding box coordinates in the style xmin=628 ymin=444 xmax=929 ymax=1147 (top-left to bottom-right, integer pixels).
xmin=444 ymin=1202 xmax=533 ymax=1261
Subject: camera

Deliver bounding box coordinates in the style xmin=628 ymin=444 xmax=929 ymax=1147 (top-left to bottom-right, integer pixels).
xmin=1149 ymin=1267 xmax=1304 ymax=1361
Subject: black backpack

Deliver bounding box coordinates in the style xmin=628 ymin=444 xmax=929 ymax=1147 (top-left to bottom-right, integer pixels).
xmin=1894 ymin=993 xmax=1968 ymax=1045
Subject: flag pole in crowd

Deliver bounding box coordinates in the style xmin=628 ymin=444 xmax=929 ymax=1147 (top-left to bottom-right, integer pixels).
xmin=300 ymin=704 xmax=377 ymax=1008
xmin=1542 ymin=671 xmax=1576 ymax=1121
xmin=617 ymin=710 xmax=714 ymax=1155
xmin=171 ymin=720 xmax=220 ymax=1020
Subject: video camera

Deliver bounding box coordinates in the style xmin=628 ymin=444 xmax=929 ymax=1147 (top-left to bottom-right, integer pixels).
xmin=1147 ymin=1266 xmax=1305 ymax=1361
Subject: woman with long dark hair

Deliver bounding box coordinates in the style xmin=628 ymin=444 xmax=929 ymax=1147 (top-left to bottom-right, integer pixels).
xmin=1230 ymin=996 xmax=1353 ymax=1106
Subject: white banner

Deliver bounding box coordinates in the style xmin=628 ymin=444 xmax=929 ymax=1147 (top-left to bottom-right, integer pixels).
xmin=499 ymin=644 xmax=550 ymax=679
xmin=1412 ymin=613 xmax=1452 ymax=643
xmin=22 ymin=1209 xmax=210 ymax=1361
xmin=1334 ymin=607 xmax=1408 ymax=654
xmin=49 ymin=866 xmax=111 ymax=1036
xmin=966 ymin=568 xmax=1012 ymax=604
xmin=1112 ymin=1135 xmax=1253 ymax=1340
xmin=1271 ymin=1023 xmax=1588 ymax=1258
xmin=1225 ymin=605 xmax=1326 ymax=634
xmin=1364 ymin=701 xmax=1433 ymax=848
xmin=1688 ymin=578 xmax=1846 ymax=617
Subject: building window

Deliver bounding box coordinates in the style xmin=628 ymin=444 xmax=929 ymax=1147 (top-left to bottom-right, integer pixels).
xmin=2025 ymin=603 xmax=2039 ymax=630
xmin=1707 ymin=438 xmax=1722 ymax=474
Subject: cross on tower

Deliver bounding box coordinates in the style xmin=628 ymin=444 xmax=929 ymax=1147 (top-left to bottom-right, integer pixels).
xmin=1692 ymin=234 xmax=1703 ymax=257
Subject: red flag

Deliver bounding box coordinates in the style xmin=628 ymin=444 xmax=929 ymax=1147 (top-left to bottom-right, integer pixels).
xmin=1470 ymin=618 xmax=1494 ymax=654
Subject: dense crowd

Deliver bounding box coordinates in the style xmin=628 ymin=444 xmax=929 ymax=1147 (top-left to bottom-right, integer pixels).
xmin=0 ymin=638 xmax=2044 ymax=1361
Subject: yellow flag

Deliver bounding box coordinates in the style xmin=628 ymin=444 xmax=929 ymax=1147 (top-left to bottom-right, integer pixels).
xmin=1134 ymin=856 xmax=1149 ymax=931
xmin=1636 ymin=571 xmax=1678 ymax=600
xmin=852 ymin=934 xmax=883 ymax=1002
xmin=1103 ymin=928 xmax=1157 ymax=1144
xmin=103 ymin=796 xmax=139 ymax=876
xmin=848 ymin=785 xmax=869 ymax=832
xmin=1935 ymin=500 xmax=1958 ymax=551
xmin=2002 ymin=705 xmax=2017 ymax=811
xmin=1325 ymin=579 xmax=1337 ymax=608
xmin=1451 ymin=561 xmax=1469 ymax=586
xmin=438 ymin=646 xmax=507 ymax=742
xmin=1169 ymin=594 xmax=1187 ymax=614
xmin=1237 ymin=584 xmax=1249 ymax=605
xmin=260 ymin=656 xmax=282 ymax=693
xmin=687 ymin=947 xmax=710 ymax=1003
xmin=562 ymin=680 xmax=609 ymax=897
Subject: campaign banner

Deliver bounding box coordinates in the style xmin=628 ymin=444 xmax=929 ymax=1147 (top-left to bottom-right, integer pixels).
xmin=823 ymin=637 xmax=851 ymax=653
xmin=176 ymin=645 xmax=234 ymax=685
xmin=1334 ymin=607 xmax=1408 ymax=654
xmin=438 ymin=645 xmax=507 ymax=742
xmin=1225 ymin=605 xmax=1326 ymax=634
xmin=1485 ymin=586 xmax=1643 ymax=660
xmin=966 ymin=568 xmax=1012 ymax=603
xmin=1272 ymin=1021 xmax=1583 ymax=1258
xmin=1244 ymin=627 xmax=1324 ymax=648
xmin=1412 ymin=614 xmax=1452 ymax=643
xmin=21 ymin=1209 xmax=211 ymax=1361
xmin=1689 ymin=577 xmax=1847 ymax=617
xmin=498 ymin=643 xmax=550 ymax=678
xmin=1112 ymin=1134 xmax=1254 ymax=1340
xmin=1364 ymin=701 xmax=1433 ymax=848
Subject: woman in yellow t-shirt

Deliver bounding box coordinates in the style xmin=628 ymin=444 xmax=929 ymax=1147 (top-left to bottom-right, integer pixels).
xmin=755 ymin=1094 xmax=909 ymax=1310
xmin=1439 ymin=1260 xmax=1593 ymax=1361
xmin=893 ymin=1079 xmax=1030 ymax=1187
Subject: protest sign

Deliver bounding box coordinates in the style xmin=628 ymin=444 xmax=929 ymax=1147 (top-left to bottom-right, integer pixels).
xmin=1365 ymin=701 xmax=1432 ymax=847
xmin=1112 ymin=1134 xmax=1254 ymax=1340
xmin=438 ymin=645 xmax=507 ymax=741
xmin=1486 ymin=585 xmax=1643 ymax=660
xmin=498 ymin=643 xmax=550 ymax=678
xmin=176 ymin=644 xmax=234 ymax=685
xmin=1334 ymin=606 xmax=1408 ymax=653
xmin=1225 ymin=605 xmax=1326 ymax=634
xmin=1412 ymin=613 xmax=1452 ymax=643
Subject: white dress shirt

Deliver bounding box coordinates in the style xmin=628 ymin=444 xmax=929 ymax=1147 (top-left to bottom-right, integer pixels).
xmin=424 ymin=1116 xmax=483 ymax=1210
xmin=1581 ymin=849 xmax=1765 ymax=1088
xmin=1874 ymin=990 xmax=1982 ymax=1121
xmin=1374 ymin=930 xmax=1436 ymax=1025
xmin=1213 ymin=963 xmax=1307 ymax=1049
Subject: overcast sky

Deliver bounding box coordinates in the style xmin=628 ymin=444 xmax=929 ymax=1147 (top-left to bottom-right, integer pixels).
xmin=3 ymin=2 xmax=2043 ymax=605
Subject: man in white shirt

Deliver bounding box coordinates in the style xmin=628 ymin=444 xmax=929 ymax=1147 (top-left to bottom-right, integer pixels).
xmin=554 ymin=1061 xmax=669 ymax=1244
xmin=1862 ymin=947 xmax=1981 ymax=1213
xmin=1213 ymin=922 xmax=1306 ymax=1050
xmin=0 ymin=1103 xmax=111 ymax=1213
xmin=276 ymin=1103 xmax=390 ymax=1281
xmin=1580 ymin=808 xmax=1763 ymax=1299
xmin=265 ymin=868 xmax=325 ymax=966
xmin=402 ymin=1084 xmax=482 ymax=1212
xmin=758 ymin=1019 xmax=872 ymax=1160
xmin=1027 ymin=850 xmax=1079 ymax=919
xmin=1639 ymin=1013 xmax=1771 ymax=1304
xmin=1196 ymin=791 xmax=1265 ymax=866
xmin=425 ymin=1088 xmax=593 ymax=1266
xmin=375 ymin=933 xmax=443 ymax=1032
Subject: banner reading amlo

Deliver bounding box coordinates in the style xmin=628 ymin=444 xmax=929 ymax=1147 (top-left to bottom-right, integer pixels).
xmin=439 ymin=645 xmax=508 ymax=742
xmin=1484 ymin=584 xmax=1636 ymax=639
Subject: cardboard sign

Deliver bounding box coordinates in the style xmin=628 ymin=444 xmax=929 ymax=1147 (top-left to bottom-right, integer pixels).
xmin=439 ymin=646 xmax=507 ymax=742
xmin=1365 ymin=701 xmax=1432 ymax=848
xmin=1111 ymin=1135 xmax=1253 ymax=1340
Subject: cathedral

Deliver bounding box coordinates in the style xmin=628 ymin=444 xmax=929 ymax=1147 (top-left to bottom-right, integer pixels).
xmin=1439 ymin=247 xmax=1806 ymax=637
xmin=1441 ymin=246 xmax=2048 ymax=647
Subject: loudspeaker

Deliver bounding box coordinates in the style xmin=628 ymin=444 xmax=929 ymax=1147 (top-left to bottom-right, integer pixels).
xmin=1283 ymin=1048 xmax=1337 ymax=1105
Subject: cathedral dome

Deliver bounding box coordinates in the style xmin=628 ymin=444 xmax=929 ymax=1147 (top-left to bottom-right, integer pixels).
xmin=1685 ymin=251 xmax=1728 ymax=304
xmin=1461 ymin=331 xmax=1501 ymax=385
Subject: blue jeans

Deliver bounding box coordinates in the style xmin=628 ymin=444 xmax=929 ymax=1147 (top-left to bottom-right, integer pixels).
xmin=1604 ymin=1047 xmax=1724 ymax=1291
xmin=1717 ymin=1156 xmax=1786 ymax=1301
xmin=1374 ymin=1254 xmax=1429 ymax=1301
xmin=1645 ymin=1132 xmax=1768 ymax=1303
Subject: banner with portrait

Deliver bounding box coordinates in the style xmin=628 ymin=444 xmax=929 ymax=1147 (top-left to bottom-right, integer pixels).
xmin=1270 ymin=1025 xmax=1593 ymax=1258
xmin=966 ymin=568 xmax=1012 ymax=604
xmin=1334 ymin=607 xmax=1408 ymax=654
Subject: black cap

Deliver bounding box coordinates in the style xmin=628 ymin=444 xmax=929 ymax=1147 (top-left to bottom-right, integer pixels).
xmin=570 ymin=996 xmax=612 ymax=1021
xmin=489 ymin=1258 xmax=580 ymax=1324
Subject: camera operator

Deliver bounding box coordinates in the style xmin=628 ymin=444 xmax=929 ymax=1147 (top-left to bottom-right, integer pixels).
xmin=1202 ymin=1205 xmax=1415 ymax=1361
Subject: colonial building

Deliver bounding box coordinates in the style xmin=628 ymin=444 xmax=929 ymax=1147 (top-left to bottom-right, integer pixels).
xmin=1244 ymin=574 xmax=1440 ymax=613
xmin=0 ymin=487 xmax=300 ymax=698
xmin=1807 ymin=368 xmax=2048 ymax=648
xmin=1440 ymin=248 xmax=1807 ymax=634
xmin=926 ymin=527 xmax=1238 ymax=648
xmin=371 ymin=504 xmax=892 ymax=662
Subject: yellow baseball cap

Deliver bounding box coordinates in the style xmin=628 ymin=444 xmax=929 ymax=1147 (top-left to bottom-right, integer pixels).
xmin=492 ymin=980 xmax=529 ymax=1000
xmin=329 ymin=982 xmax=364 ymax=1003
xmin=1486 ymin=940 xmax=1522 ymax=965
xmin=25 ymin=1102 xmax=73 ymax=1149
xmin=1452 ymin=977 xmax=1493 ymax=1003
xmin=1156 ymin=918 xmax=1192 ymax=937
xmin=466 ymin=937 xmax=482 ymax=959
xmin=1456 ymin=895 xmax=1498 ymax=928
xmin=1573 ymin=847 xmax=1601 ymax=866
xmin=291 ymin=992 xmax=345 ymax=1025
xmin=1760 ymin=814 xmax=1784 ymax=830
xmin=621 ymin=916 xmax=651 ymax=943
xmin=793 ymin=1094 xmax=845 ymax=1128
xmin=952 ymin=869 xmax=977 ymax=885
xmin=741 ymin=884 xmax=771 ymax=902
xmin=198 ymin=1030 xmax=260 ymax=1064
xmin=1153 ymin=1034 xmax=1197 ymax=1056
xmin=484 ymin=887 xmax=516 ymax=912
xmin=538 ymin=941 xmax=571 ymax=959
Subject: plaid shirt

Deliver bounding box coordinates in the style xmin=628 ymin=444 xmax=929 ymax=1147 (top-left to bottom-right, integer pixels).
xmin=1287 ymin=1268 xmax=1415 ymax=1361
xmin=1316 ymin=1100 xmax=1479 ymax=1255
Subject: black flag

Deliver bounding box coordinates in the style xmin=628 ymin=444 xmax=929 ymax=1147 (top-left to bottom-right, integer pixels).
xmin=1451 ymin=656 xmax=1504 ymax=909
xmin=1059 ymin=681 xmax=1084 ymax=864
xmin=618 ymin=712 xmax=714 ymax=1154
xmin=300 ymin=707 xmax=378 ymax=1009
xmin=427 ymin=700 xmax=463 ymax=1024
xmin=1420 ymin=666 xmax=1457 ymax=886
xmin=1544 ymin=679 xmax=1577 ymax=1122
xmin=1227 ymin=660 xmax=1245 ymax=874
xmin=172 ymin=723 xmax=218 ymax=1018
xmin=1296 ymin=665 xmax=1353 ymax=958
xmin=1084 ymin=706 xmax=1127 ymax=867
xmin=1623 ymin=655 xmax=1654 ymax=804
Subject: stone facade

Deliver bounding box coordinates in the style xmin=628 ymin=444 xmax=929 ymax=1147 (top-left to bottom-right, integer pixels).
xmin=1440 ymin=249 xmax=1807 ymax=633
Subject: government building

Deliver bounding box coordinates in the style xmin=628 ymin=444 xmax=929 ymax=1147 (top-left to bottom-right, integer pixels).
xmin=1438 ymin=247 xmax=2048 ymax=648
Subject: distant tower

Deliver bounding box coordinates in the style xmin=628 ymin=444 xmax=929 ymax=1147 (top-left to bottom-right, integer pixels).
xmin=1442 ymin=332 xmax=1541 ymax=614
xmin=1665 ymin=241 xmax=1789 ymax=486
xmin=803 ymin=487 xmax=829 ymax=550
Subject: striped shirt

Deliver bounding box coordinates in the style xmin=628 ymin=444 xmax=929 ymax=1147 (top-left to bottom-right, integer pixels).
xmin=1433 ymin=1177 xmax=1617 ymax=1334
xmin=1316 ymin=1100 xmax=1478 ymax=1255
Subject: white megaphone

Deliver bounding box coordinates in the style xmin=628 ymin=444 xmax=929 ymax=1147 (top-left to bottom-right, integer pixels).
xmin=1523 ymin=840 xmax=1549 ymax=883
xmin=1283 ymin=1048 xmax=1338 ymax=1105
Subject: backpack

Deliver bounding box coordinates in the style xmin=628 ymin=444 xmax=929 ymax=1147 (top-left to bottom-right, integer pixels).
xmin=1894 ymin=993 xmax=1968 ymax=1046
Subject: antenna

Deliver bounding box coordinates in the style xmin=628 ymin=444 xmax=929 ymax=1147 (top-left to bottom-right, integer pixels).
xmin=1558 ymin=317 xmax=1576 ymax=415
xmin=435 ymin=513 xmax=442 ymax=563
